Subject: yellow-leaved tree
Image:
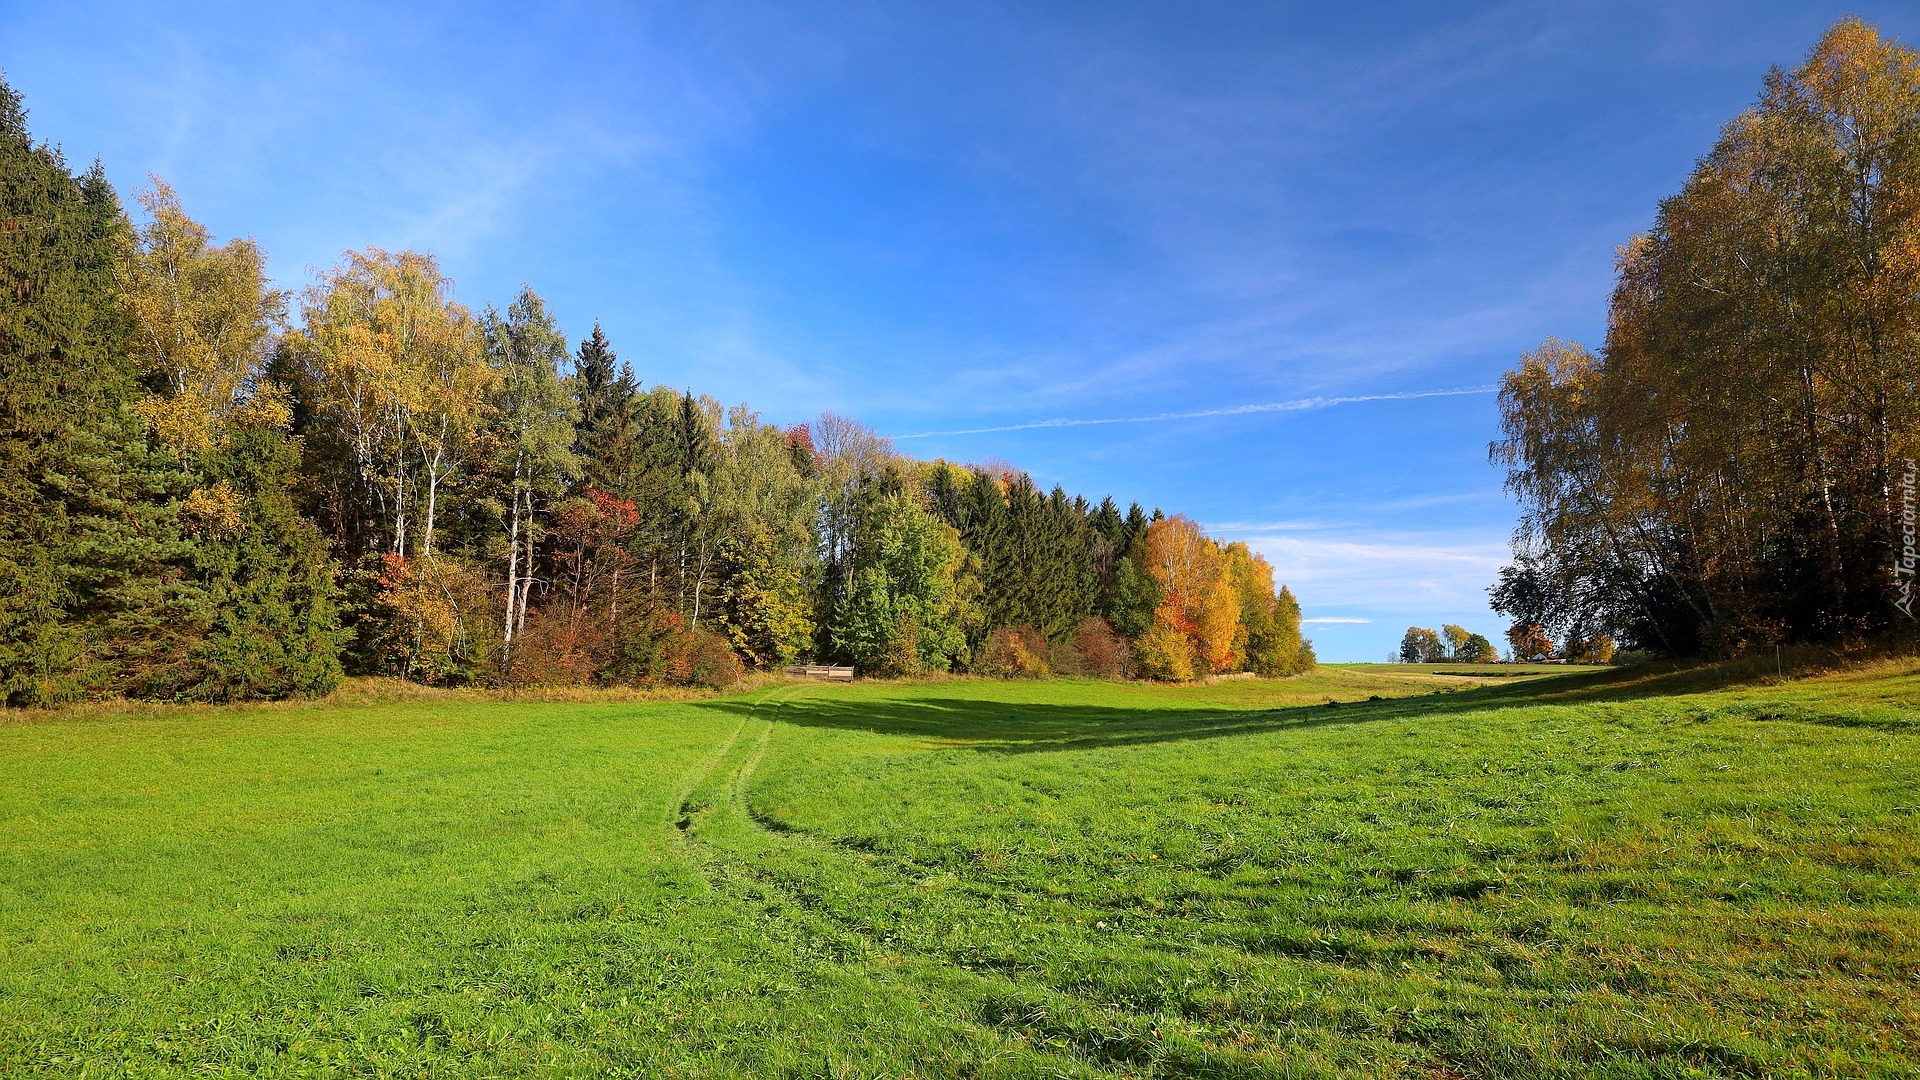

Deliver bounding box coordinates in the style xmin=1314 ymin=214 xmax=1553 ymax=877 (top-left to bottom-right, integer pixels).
xmin=1137 ymin=515 xmax=1238 ymax=678
xmin=1494 ymin=18 xmax=1920 ymax=653
xmin=123 ymin=178 xmax=289 ymax=455
xmin=1223 ymin=541 xmax=1314 ymax=676
xmin=110 ymin=178 xmax=344 ymax=700
xmin=287 ymin=248 xmax=493 ymax=558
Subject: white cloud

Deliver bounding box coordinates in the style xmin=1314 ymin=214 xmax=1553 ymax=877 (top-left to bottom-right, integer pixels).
xmin=1222 ymin=523 xmax=1508 ymax=614
xmin=892 ymin=385 xmax=1494 ymax=439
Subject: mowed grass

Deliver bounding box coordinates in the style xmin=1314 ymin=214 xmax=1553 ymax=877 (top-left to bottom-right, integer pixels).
xmin=2 ymin=664 xmax=1916 ymax=1078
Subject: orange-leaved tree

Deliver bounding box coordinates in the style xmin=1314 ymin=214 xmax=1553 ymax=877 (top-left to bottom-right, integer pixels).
xmin=1138 ymin=515 xmax=1239 ymax=677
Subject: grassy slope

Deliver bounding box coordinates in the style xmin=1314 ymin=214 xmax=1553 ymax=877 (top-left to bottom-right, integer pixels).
xmin=0 ymin=664 xmax=1914 ymax=1077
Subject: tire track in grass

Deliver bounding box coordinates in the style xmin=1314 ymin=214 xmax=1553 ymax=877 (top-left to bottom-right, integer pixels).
xmin=675 ymin=689 xmax=1069 ymax=1054
xmin=729 ymin=703 xmax=777 ymax=819
xmin=663 ymin=693 xmax=763 ymax=833
xmin=678 ymin=688 xmax=1288 ymax=1078
xmin=714 ymin=696 xmax=1475 ymax=1079
xmin=665 ymin=688 xmax=1112 ymax=1073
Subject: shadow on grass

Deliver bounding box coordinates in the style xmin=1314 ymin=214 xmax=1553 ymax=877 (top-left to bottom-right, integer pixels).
xmin=692 ymin=666 xmax=1676 ymax=755
xmin=697 ymin=655 xmax=1919 ymax=753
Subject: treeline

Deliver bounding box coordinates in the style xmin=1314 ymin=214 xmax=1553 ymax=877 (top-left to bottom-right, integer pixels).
xmin=1492 ymin=19 xmax=1920 ymax=657
xmin=1395 ymin=624 xmax=1618 ymax=664
xmin=0 ymin=77 xmax=1312 ymax=705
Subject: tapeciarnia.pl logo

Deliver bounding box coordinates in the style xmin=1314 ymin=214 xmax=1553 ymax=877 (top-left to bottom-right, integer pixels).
xmin=1896 ymin=458 xmax=1917 ymax=619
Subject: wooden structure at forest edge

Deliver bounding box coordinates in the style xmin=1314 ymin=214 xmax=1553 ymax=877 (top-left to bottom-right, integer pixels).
xmin=784 ymin=664 xmax=856 ymax=681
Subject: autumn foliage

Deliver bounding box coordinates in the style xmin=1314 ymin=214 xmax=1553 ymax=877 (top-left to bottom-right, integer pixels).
xmin=1128 ymin=517 xmax=1313 ymax=681
xmin=1058 ymin=617 xmax=1129 ymax=679
xmin=978 ymin=625 xmax=1052 ymax=679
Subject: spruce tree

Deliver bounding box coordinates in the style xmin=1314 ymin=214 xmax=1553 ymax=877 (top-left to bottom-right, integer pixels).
xmin=162 ymin=420 xmax=346 ymax=700
xmin=571 ymin=322 xmax=639 ymax=489
xmin=1088 ymin=495 xmax=1125 ymax=618
xmin=1090 ymin=496 xmax=1122 ymax=545
xmin=923 ymin=461 xmax=968 ymax=532
xmin=575 ymin=322 xmax=619 ymax=418
xmin=0 ymin=77 xmax=153 ymax=703
xmin=1122 ymin=502 xmax=1149 ymax=554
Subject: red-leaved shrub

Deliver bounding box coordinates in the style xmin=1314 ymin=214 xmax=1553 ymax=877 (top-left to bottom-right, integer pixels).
xmin=1057 ymin=616 xmax=1129 ymax=679
xmin=500 ymin=611 xmax=604 ymax=687
xmin=602 ymin=607 xmax=744 ymax=689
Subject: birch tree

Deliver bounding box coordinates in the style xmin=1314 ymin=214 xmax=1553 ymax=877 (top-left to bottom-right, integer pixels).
xmin=288 ymin=249 xmax=488 ymax=558
xmin=485 ymin=287 xmax=577 ymax=654
xmin=122 ymin=178 xmax=288 ymax=454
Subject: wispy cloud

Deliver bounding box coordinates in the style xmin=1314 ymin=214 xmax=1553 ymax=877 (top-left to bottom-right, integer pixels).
xmin=892 ymin=384 xmax=1494 ymax=439
xmin=1223 ymin=526 xmax=1509 ymax=613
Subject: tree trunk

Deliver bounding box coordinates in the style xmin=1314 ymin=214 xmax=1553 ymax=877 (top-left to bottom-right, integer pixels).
xmin=514 ymin=487 xmax=534 ymax=637
xmin=392 ymin=406 xmax=410 ymax=555
xmin=502 ymin=451 xmax=527 ymax=653
xmin=423 ymin=444 xmax=443 ymax=558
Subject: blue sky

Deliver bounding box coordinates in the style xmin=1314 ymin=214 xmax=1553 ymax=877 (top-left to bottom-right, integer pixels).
xmin=7 ymin=1 xmax=1914 ymax=660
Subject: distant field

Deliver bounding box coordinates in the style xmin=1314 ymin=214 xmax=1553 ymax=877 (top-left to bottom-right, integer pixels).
xmin=1332 ymin=662 xmax=1598 ymax=682
xmin=3 ymin=664 xmax=1916 ymax=1077
xmin=1336 ymin=661 xmax=1605 ymax=668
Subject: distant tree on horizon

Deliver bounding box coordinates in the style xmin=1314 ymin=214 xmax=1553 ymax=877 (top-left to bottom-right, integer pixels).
xmin=1461 ymin=632 xmax=1500 ymax=663
xmin=1399 ymin=626 xmax=1444 ymax=664
xmin=1506 ymin=623 xmax=1554 ymax=663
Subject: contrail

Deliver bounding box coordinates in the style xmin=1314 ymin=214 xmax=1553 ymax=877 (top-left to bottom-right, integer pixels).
xmin=892 ymin=385 xmax=1497 ymax=439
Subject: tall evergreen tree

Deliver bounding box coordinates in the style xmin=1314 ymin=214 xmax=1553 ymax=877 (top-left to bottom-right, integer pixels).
xmin=1123 ymin=502 xmax=1149 ymax=552
xmin=1087 ymin=495 xmax=1124 ymax=617
xmin=1090 ymin=496 xmax=1123 ymax=545
xmin=571 ymin=322 xmax=639 ymax=485
xmin=607 ymin=387 xmax=697 ymax=598
xmin=921 ymin=460 xmax=971 ymax=533
xmin=160 ymin=416 xmax=347 ymax=700
xmin=573 ymin=322 xmax=619 ymax=421
xmin=0 ymin=79 xmax=166 ymax=702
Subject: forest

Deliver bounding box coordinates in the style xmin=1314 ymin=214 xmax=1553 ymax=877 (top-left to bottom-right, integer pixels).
xmin=0 ymin=77 xmax=1313 ymax=706
xmin=1493 ymin=19 xmax=1920 ymax=659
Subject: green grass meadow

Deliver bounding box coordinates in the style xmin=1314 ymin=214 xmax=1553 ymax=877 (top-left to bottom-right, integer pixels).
xmin=3 ymin=663 xmax=1917 ymax=1077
